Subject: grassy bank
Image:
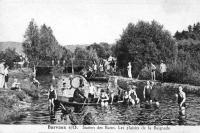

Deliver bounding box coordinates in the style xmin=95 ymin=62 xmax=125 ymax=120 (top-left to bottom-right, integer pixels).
xmin=0 ymin=68 xmax=39 ymax=123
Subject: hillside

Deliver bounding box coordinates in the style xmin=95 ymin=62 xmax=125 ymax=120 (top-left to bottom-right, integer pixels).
xmin=64 ymin=44 xmax=89 ymax=52
xmin=0 ymin=41 xmax=23 ymax=55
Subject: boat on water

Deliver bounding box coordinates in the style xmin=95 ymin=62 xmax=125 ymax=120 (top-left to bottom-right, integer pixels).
xmin=55 ymin=74 xmax=159 ymax=108
xmin=55 ymin=75 xmax=88 ymax=105
xmin=54 ymin=74 xmax=121 ymax=106
xmin=85 ymin=76 xmax=109 ymax=82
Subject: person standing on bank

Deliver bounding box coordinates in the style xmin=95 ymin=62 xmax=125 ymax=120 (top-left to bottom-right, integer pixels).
xmin=127 ymin=62 xmax=132 ymax=78
xmin=0 ymin=60 xmax=5 ymax=88
xmin=160 ymin=60 xmax=167 ymax=82
xmin=4 ymin=65 xmax=9 ymax=89
xmin=150 ymin=62 xmax=156 ymax=80
xmin=175 ymin=86 xmax=186 ymax=116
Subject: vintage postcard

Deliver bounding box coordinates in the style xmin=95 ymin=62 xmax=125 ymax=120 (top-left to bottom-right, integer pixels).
xmin=0 ymin=0 xmax=200 ymax=133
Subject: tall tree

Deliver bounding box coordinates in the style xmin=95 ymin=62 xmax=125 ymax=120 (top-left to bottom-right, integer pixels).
xmin=22 ymin=19 xmax=40 ymax=64
xmin=115 ymin=20 xmax=175 ymax=76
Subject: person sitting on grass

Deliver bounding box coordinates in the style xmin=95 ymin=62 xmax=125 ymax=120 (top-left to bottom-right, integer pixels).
xmin=97 ymin=89 xmax=109 ymax=107
xmin=11 ymin=78 xmax=21 ymax=90
xmin=33 ymin=77 xmax=40 ymax=88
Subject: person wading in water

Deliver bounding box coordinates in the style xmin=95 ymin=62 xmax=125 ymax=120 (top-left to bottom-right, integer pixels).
xmin=48 ymin=84 xmax=57 ymax=112
xmin=128 ymin=85 xmax=140 ymax=106
xmin=175 ymin=86 xmax=186 ymax=116
xmin=143 ymin=81 xmax=152 ymax=104
xmin=97 ymin=89 xmax=109 ymax=107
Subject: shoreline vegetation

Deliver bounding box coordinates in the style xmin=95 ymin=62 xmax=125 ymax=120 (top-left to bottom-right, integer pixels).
xmin=0 ymin=68 xmax=39 ymax=123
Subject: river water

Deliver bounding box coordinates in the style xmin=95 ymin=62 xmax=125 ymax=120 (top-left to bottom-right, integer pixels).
xmin=11 ymin=75 xmax=200 ymax=125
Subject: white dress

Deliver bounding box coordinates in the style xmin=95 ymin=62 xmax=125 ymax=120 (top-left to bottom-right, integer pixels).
xmin=160 ymin=63 xmax=167 ymax=73
xmin=0 ymin=63 xmax=5 ymax=88
xmin=127 ymin=64 xmax=132 ymax=78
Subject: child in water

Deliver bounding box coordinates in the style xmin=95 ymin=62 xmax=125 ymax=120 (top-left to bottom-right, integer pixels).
xmin=48 ymin=84 xmax=57 ymax=111
xmin=143 ymin=81 xmax=152 ymax=104
xmin=175 ymin=86 xmax=186 ymax=116
xmin=97 ymin=89 xmax=109 ymax=107
xmin=128 ymin=85 xmax=140 ymax=105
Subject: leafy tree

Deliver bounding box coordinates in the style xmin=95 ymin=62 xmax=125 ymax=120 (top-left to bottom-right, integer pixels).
xmin=22 ymin=19 xmax=40 ymax=64
xmin=86 ymin=42 xmax=112 ymax=59
xmin=0 ymin=48 xmax=20 ymax=68
xmin=115 ymin=20 xmax=175 ymax=77
xmin=23 ymin=19 xmax=72 ymax=66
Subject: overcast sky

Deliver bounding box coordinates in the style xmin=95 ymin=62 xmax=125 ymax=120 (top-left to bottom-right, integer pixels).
xmin=0 ymin=0 xmax=200 ymax=45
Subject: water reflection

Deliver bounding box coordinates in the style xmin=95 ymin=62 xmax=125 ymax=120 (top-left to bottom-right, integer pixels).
xmin=10 ymin=76 xmax=200 ymax=125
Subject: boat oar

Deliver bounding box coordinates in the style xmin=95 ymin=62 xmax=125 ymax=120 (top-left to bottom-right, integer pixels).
xmin=79 ymin=98 xmax=88 ymax=113
xmin=60 ymin=102 xmax=67 ymax=111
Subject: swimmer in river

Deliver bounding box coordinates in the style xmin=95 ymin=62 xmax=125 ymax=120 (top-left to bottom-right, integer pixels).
xmin=143 ymin=80 xmax=152 ymax=104
xmin=97 ymin=89 xmax=109 ymax=107
xmin=150 ymin=81 xmax=160 ymax=108
xmin=175 ymin=86 xmax=186 ymax=116
xmin=128 ymin=85 xmax=140 ymax=105
xmin=48 ymin=84 xmax=57 ymax=112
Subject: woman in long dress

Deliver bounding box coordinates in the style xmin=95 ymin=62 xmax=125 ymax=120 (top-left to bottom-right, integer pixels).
xmin=127 ymin=62 xmax=132 ymax=78
xmin=0 ymin=61 xmax=5 ymax=88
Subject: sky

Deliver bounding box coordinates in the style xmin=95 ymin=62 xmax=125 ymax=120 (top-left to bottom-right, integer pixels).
xmin=0 ymin=0 xmax=200 ymax=45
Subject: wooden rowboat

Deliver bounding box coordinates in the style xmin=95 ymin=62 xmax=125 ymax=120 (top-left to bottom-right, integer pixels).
xmin=86 ymin=77 xmax=109 ymax=82
xmin=55 ymin=75 xmax=90 ymax=105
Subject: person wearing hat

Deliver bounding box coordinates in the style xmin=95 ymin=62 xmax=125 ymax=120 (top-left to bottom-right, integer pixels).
xmin=160 ymin=60 xmax=167 ymax=82
xmin=128 ymin=85 xmax=140 ymax=105
xmin=0 ymin=60 xmax=5 ymax=88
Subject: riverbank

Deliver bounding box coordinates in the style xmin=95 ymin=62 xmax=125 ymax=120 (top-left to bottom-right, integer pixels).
xmin=0 ymin=68 xmax=39 ymax=123
xmin=111 ymin=76 xmax=200 ymax=101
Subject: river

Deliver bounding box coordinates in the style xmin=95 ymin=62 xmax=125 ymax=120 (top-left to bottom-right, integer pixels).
xmin=11 ymin=75 xmax=200 ymax=125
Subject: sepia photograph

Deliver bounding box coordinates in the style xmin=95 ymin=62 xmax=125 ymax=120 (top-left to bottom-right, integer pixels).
xmin=0 ymin=0 xmax=200 ymax=132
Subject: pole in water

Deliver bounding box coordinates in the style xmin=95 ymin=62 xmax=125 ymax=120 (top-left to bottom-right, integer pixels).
xmin=71 ymin=58 xmax=74 ymax=75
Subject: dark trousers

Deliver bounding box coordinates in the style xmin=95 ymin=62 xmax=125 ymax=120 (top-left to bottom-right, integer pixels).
xmin=88 ymin=93 xmax=94 ymax=103
xmin=161 ymin=72 xmax=166 ymax=82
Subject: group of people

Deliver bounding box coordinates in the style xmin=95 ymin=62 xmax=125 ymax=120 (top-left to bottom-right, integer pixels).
xmin=127 ymin=60 xmax=167 ymax=82
xmin=82 ymin=56 xmax=117 ymax=78
xmin=48 ymin=76 xmax=186 ymax=117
